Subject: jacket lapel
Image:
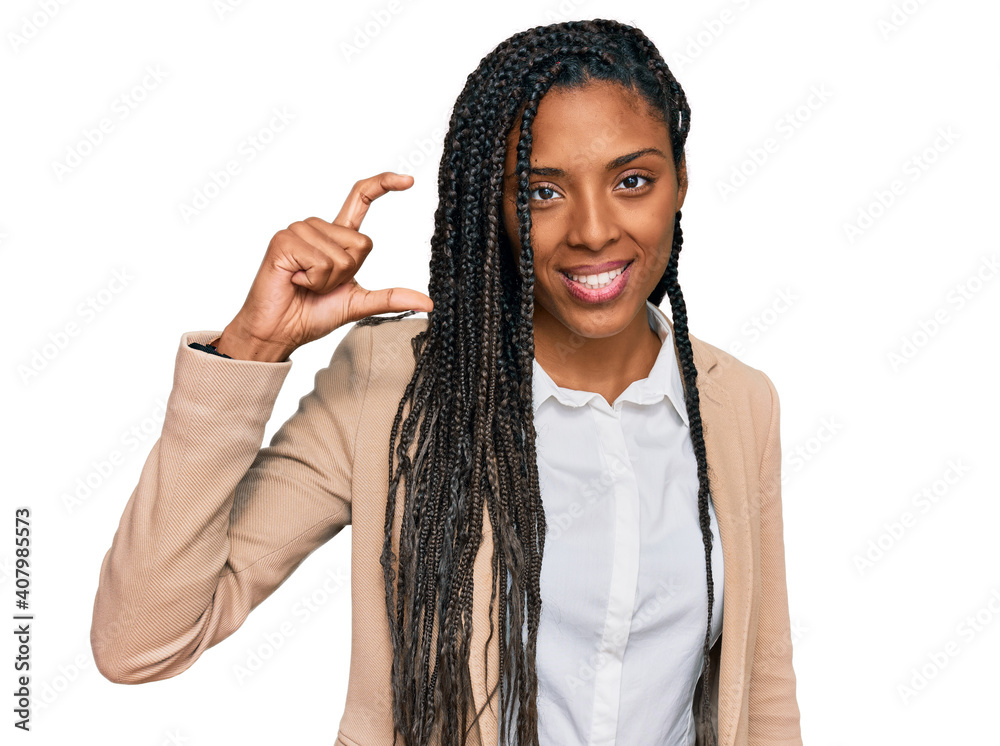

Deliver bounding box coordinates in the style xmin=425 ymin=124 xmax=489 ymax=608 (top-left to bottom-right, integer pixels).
xmin=689 ymin=352 xmax=754 ymax=746
xmin=465 ymin=323 xmax=753 ymax=746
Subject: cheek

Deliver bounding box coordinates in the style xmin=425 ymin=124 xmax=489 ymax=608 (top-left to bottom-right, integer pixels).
xmin=625 ymin=210 xmax=671 ymax=251
xmin=633 ymin=215 xmax=675 ymax=284
xmin=644 ymin=208 xmax=675 ymax=249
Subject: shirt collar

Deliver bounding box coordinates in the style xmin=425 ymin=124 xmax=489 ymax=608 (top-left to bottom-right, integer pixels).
xmin=531 ymin=300 xmax=689 ymax=427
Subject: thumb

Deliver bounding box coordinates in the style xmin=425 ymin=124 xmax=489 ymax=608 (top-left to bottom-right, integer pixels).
xmin=351 ymin=287 xmax=434 ymax=320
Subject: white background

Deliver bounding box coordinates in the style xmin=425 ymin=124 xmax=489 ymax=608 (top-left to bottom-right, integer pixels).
xmin=3 ymin=0 xmax=999 ymax=744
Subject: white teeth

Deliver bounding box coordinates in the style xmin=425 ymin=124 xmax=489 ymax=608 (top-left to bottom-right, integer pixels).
xmin=567 ymin=264 xmax=626 ymax=289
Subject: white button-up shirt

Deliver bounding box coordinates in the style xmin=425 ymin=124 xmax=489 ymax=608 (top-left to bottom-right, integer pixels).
xmin=501 ymin=300 xmax=724 ymax=745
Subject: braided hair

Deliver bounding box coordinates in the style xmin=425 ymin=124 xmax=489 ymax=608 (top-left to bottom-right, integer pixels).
xmin=356 ymin=18 xmax=717 ymax=746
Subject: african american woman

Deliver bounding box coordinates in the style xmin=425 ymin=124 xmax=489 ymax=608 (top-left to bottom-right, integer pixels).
xmin=91 ymin=18 xmax=802 ymax=746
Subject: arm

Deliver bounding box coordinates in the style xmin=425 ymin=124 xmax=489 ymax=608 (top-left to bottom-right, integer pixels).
xmin=90 ymin=323 xmax=373 ymax=684
xmin=747 ymin=370 xmax=803 ymax=745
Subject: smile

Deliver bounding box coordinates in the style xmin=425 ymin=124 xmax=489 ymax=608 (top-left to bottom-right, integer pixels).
xmin=560 ymin=260 xmax=634 ymax=303
xmin=565 ymin=263 xmax=630 ymax=288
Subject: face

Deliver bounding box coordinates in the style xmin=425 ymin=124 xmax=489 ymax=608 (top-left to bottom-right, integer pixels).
xmin=501 ymin=79 xmax=687 ymax=344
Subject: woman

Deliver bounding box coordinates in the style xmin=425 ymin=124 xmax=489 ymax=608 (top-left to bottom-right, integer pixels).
xmin=91 ymin=18 xmax=801 ymax=746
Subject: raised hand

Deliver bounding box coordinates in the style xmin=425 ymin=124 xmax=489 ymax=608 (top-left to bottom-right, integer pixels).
xmin=213 ymin=172 xmax=432 ymax=361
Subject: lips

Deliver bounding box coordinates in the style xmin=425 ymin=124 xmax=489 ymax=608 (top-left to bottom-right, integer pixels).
xmin=560 ymin=260 xmax=634 ymax=303
xmin=560 ymin=259 xmax=632 ymax=275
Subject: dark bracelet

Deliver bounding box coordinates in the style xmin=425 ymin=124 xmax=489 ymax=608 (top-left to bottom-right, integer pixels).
xmin=188 ymin=342 xmax=233 ymax=359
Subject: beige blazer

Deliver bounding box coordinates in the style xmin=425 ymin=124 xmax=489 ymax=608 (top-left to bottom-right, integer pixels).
xmin=91 ymin=316 xmax=802 ymax=746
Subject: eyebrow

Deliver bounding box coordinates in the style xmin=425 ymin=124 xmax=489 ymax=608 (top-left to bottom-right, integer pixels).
xmin=528 ymin=147 xmax=668 ymax=177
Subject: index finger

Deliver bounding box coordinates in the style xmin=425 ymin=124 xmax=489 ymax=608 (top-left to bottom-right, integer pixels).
xmin=333 ymin=172 xmax=414 ymax=231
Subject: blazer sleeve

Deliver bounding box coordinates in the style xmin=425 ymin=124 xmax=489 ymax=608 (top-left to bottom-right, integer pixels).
xmin=90 ymin=323 xmax=373 ymax=684
xmin=747 ymin=370 xmax=803 ymax=745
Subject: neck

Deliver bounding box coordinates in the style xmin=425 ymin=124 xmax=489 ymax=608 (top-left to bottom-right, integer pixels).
xmin=532 ymin=302 xmax=662 ymax=405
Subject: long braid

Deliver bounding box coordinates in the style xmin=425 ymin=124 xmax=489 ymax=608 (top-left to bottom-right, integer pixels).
xmin=357 ymin=19 xmax=716 ymax=745
xmin=664 ymin=212 xmax=719 ymax=746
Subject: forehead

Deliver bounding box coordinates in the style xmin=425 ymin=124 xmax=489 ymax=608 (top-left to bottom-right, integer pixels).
xmin=504 ymin=80 xmax=669 ymax=170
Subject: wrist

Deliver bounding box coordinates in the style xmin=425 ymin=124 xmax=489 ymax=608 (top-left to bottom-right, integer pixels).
xmin=214 ymin=325 xmax=294 ymax=363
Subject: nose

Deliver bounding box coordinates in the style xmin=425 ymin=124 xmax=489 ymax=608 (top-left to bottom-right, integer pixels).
xmin=564 ymin=187 xmax=621 ymax=252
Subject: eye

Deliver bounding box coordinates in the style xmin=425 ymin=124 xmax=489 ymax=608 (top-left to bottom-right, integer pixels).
xmin=616 ymin=172 xmax=655 ymax=192
xmin=529 ymin=185 xmax=561 ymax=202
